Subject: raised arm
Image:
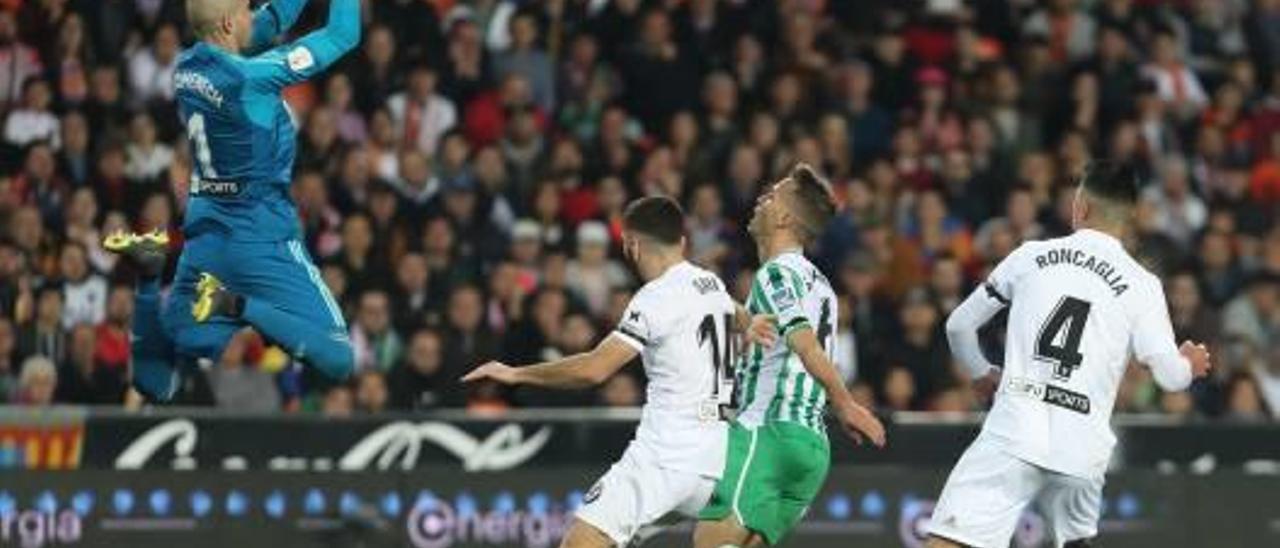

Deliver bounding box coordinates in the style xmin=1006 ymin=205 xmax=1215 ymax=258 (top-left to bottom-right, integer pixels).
xmin=461 ymin=335 xmax=637 ymax=389
xmin=247 ymin=0 xmax=311 ymax=55
xmin=242 ymin=0 xmax=361 ymax=89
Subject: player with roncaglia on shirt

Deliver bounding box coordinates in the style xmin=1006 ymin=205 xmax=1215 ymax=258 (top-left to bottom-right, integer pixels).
xmin=927 ymin=160 xmax=1212 ymax=548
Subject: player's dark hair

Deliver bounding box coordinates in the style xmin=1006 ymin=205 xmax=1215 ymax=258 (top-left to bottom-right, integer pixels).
xmin=623 ymin=196 xmax=685 ymax=246
xmin=1079 ymin=160 xmax=1139 ymax=206
xmin=787 ymin=163 xmax=838 ymax=243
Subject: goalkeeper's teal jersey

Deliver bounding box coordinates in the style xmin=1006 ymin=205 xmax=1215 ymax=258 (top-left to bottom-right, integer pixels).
xmin=735 ymin=251 xmax=838 ymax=435
xmin=175 ymin=0 xmax=358 ymax=241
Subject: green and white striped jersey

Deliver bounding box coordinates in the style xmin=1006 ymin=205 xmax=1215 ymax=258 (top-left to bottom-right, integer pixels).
xmin=735 ymin=250 xmax=838 ymax=435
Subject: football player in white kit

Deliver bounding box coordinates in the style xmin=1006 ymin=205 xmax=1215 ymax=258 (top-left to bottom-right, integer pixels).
xmin=925 ymin=161 xmax=1212 ymax=548
xmin=463 ymin=196 xmax=747 ymax=548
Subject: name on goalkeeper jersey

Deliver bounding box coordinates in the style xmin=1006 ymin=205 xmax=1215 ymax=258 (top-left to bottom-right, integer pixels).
xmin=174 ymin=70 xmax=224 ymax=108
xmin=1033 ymin=248 xmax=1129 ymax=296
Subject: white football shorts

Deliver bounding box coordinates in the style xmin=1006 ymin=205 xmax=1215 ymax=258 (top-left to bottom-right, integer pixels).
xmin=927 ymin=435 xmax=1103 ymax=548
xmin=573 ymin=444 xmax=718 ymax=545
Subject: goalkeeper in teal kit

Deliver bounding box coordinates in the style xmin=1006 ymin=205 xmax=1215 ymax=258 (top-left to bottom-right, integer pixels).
xmin=105 ymin=0 xmax=360 ymax=400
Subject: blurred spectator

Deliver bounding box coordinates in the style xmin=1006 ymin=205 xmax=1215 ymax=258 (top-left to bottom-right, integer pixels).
xmin=1142 ymin=28 xmax=1209 ymax=120
xmin=1024 ymin=0 xmax=1096 ymax=63
xmin=0 ymin=317 xmax=16 ymax=401
xmin=930 ymin=254 xmax=966 ymax=315
xmin=1197 ymin=230 xmax=1244 ymax=306
xmin=881 ymin=366 xmax=916 ymax=412
xmin=387 ymin=64 xmax=457 ymax=158
xmin=388 ymin=328 xmax=453 ymax=410
xmin=15 ymin=355 xmax=56 ymax=406
xmin=12 ymin=143 xmax=66 ymax=224
xmin=56 ymin=111 xmax=92 ymax=186
xmin=1167 ymin=270 xmax=1220 ymax=346
xmin=565 ymin=221 xmax=629 ymax=317
xmin=94 ymin=284 xmax=132 ymax=372
xmin=442 ymin=284 xmax=499 ymax=381
xmin=618 ymin=8 xmax=699 ymax=131
xmin=354 ymin=369 xmax=390 ymax=414
xmin=123 ymin=112 xmax=172 ymax=185
xmin=323 ymin=73 xmax=367 ymax=144
xmin=975 ymin=187 xmax=1044 ymax=259
xmin=686 ymin=184 xmax=735 ymax=272
xmin=49 ymin=13 xmax=90 ymax=107
xmin=492 ymin=12 xmax=555 ymax=113
xmin=17 ymin=283 xmax=67 ymax=364
xmin=126 ymin=22 xmax=178 ymax=107
xmin=3 ymin=78 xmax=58 ymax=147
xmin=391 ymin=252 xmax=436 ymax=333
xmin=1224 ymin=372 xmax=1270 ymax=422
xmin=0 ymin=10 xmax=41 ymax=110
xmin=1222 ymin=274 xmax=1280 ymax=356
xmin=83 ymin=65 xmax=128 ymax=142
xmin=351 ymin=290 xmax=403 ymax=373
xmin=883 ymin=288 xmax=951 ymax=409
xmin=1141 ymin=156 xmax=1207 ymax=247
xmin=321 ymin=385 xmax=355 ymax=419
xmin=54 ymin=323 xmax=123 ymax=404
xmin=58 ymin=241 xmax=106 ymax=329
xmin=207 ymin=331 xmax=280 ymax=413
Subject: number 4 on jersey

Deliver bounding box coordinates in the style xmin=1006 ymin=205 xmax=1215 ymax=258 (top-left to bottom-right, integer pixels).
xmin=1035 ymin=296 xmax=1092 ymax=381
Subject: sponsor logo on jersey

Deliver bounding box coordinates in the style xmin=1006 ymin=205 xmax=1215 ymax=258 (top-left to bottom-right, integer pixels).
xmin=1003 ymin=377 xmax=1091 ymax=414
xmin=1042 ymin=385 xmax=1091 ymax=414
xmin=770 ymin=287 xmax=796 ymax=310
xmin=583 ymin=481 xmax=603 ymax=504
xmin=190 ymin=179 xmax=242 ymax=197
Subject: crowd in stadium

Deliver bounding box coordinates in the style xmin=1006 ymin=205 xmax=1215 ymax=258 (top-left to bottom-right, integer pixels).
xmin=0 ymin=0 xmax=1275 ymax=420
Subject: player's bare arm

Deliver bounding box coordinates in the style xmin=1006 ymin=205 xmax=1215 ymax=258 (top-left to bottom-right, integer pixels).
xmin=788 ymin=327 xmax=886 ymax=447
xmin=462 ymin=334 xmax=637 ymax=389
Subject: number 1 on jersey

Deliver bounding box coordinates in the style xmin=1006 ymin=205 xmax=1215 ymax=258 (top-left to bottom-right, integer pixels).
xmin=1035 ymin=296 xmax=1092 ymax=381
xmin=697 ymin=313 xmax=735 ymax=406
xmin=187 ymin=113 xmax=217 ymax=178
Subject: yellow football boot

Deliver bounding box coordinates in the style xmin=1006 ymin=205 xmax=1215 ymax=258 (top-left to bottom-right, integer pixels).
xmin=192 ymin=273 xmax=226 ymax=322
xmin=102 ymin=229 xmax=170 ymax=275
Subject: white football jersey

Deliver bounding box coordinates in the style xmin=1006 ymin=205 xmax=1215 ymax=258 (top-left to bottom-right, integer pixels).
xmin=612 ymin=261 xmax=736 ymax=478
xmin=735 ymin=251 xmax=838 ymax=435
xmin=979 ymin=229 xmax=1186 ymax=479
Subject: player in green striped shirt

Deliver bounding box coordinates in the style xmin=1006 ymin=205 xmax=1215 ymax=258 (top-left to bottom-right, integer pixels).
xmin=696 ymin=164 xmax=886 ymax=547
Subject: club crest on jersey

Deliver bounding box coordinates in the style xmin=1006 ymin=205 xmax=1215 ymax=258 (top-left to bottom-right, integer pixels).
xmin=287 ymin=46 xmax=315 ymax=72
